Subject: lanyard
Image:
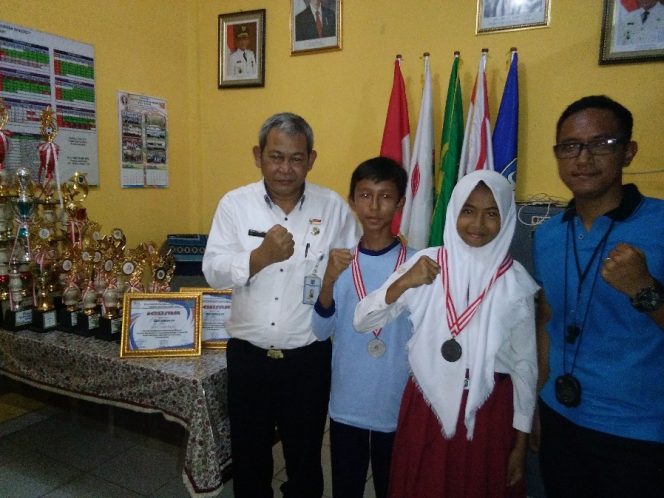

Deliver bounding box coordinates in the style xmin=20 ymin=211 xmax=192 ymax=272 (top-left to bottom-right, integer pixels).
xmin=351 ymin=240 xmax=406 ymax=338
xmin=562 ymin=218 xmax=616 ymax=374
xmin=438 ymin=247 xmax=512 ymax=337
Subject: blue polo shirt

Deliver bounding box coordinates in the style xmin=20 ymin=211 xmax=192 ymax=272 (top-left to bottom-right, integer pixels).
xmin=534 ymin=184 xmax=664 ymax=443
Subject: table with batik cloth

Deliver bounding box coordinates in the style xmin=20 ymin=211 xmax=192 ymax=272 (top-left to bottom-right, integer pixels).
xmin=0 ymin=327 xmax=231 ymax=497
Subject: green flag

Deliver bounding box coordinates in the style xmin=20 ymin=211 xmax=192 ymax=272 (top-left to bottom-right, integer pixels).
xmin=429 ymin=52 xmax=463 ymax=246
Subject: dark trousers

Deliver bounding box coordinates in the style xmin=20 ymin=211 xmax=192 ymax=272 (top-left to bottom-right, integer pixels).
xmin=227 ymin=338 xmax=331 ymax=498
xmin=539 ymin=399 xmax=664 ymax=498
xmin=329 ymin=419 xmax=395 ymax=498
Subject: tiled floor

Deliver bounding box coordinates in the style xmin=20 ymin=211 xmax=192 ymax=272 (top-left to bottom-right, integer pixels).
xmin=0 ymin=380 xmax=374 ymax=498
xmin=0 ymin=379 xmax=545 ymax=498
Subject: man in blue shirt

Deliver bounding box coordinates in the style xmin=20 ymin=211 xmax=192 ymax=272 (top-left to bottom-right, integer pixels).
xmin=534 ymin=95 xmax=664 ymax=497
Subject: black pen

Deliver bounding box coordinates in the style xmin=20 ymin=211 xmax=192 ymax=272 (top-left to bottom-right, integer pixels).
xmin=248 ymin=229 xmax=267 ymax=238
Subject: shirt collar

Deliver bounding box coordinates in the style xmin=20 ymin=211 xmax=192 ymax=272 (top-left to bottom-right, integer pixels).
xmin=562 ymin=183 xmax=643 ymax=222
xmin=262 ymin=181 xmax=306 ymax=210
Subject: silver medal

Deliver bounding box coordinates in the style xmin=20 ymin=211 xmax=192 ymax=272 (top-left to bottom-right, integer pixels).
xmin=367 ymin=338 xmax=386 ymax=358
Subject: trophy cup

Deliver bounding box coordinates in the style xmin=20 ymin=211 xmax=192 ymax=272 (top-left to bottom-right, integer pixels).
xmin=4 ymin=169 xmax=35 ymax=330
xmin=74 ymin=251 xmax=100 ymax=336
xmin=96 ymin=252 xmax=122 ymax=341
xmin=57 ymin=246 xmax=81 ymax=332
xmin=146 ymin=243 xmax=176 ymax=293
xmin=30 ymin=235 xmax=58 ymax=332
xmin=31 ymin=267 xmax=57 ymax=332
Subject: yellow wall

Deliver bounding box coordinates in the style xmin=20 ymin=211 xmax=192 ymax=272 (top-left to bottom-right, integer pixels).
xmin=3 ymin=0 xmax=199 ymax=246
xmin=4 ymin=0 xmax=664 ymax=244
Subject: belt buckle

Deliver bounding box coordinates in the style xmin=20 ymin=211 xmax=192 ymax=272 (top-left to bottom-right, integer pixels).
xmin=267 ymin=348 xmax=284 ymax=360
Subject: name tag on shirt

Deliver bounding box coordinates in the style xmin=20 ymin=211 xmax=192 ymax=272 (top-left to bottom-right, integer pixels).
xmin=303 ymin=274 xmax=321 ymax=305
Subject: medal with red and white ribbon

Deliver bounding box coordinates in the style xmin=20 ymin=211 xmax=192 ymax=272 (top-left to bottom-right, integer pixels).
xmin=438 ymin=247 xmax=512 ymax=362
xmin=352 ymin=240 xmax=406 ymax=357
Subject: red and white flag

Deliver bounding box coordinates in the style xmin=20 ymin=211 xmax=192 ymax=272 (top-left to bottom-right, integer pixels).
xmin=380 ymin=56 xmax=410 ymax=235
xmin=458 ymin=50 xmax=493 ymax=178
xmin=400 ymin=54 xmax=433 ymax=250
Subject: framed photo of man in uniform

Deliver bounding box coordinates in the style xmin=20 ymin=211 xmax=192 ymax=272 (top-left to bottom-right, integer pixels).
xmin=218 ymin=9 xmax=266 ymax=88
xmin=476 ymin=0 xmax=550 ymax=34
xmin=291 ymin=0 xmax=342 ymax=55
xmin=600 ymin=0 xmax=664 ymax=64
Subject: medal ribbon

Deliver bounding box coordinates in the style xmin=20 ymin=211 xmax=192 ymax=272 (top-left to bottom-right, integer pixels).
xmin=37 ymin=141 xmax=64 ymax=209
xmin=351 ymin=240 xmax=406 ymax=338
xmin=438 ymin=247 xmax=512 ymax=337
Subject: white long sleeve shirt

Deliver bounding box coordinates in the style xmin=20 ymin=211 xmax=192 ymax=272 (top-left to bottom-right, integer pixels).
xmin=203 ymin=180 xmax=360 ymax=349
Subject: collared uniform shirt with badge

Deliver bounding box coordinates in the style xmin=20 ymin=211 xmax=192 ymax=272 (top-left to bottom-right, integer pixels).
xmin=203 ymin=180 xmax=360 ymax=350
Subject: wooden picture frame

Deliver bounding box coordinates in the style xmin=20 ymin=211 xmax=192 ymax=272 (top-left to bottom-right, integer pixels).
xmin=180 ymin=287 xmax=232 ymax=349
xmin=120 ymin=292 xmax=202 ymax=358
xmin=291 ymin=0 xmax=342 ymax=54
xmin=476 ymin=0 xmax=550 ymax=34
xmin=599 ymin=0 xmax=664 ymax=64
xmin=218 ymin=9 xmax=266 ymax=88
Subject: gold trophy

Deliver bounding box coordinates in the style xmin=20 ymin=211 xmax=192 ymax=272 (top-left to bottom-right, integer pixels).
xmin=56 ymin=245 xmax=81 ymax=332
xmin=30 ymin=233 xmax=58 ymax=332
xmin=96 ymin=244 xmax=122 ymax=341
xmin=74 ymin=248 xmax=101 ymax=336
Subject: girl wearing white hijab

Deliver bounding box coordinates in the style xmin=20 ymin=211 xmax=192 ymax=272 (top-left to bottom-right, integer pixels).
xmin=354 ymin=170 xmax=539 ymax=497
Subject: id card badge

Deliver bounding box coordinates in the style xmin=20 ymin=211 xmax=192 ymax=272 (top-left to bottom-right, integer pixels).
xmin=303 ymin=274 xmax=321 ymax=305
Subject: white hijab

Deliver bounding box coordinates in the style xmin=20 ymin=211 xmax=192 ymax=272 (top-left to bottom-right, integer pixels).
xmin=408 ymin=169 xmax=536 ymax=439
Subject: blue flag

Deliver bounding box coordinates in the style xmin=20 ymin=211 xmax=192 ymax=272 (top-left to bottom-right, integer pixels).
xmin=493 ymin=50 xmax=518 ymax=184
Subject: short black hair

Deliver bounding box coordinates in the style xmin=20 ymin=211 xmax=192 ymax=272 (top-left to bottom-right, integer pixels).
xmin=349 ymin=156 xmax=407 ymax=199
xmin=556 ymin=95 xmax=633 ymax=142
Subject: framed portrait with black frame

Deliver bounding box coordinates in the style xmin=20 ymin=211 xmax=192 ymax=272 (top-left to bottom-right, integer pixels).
xmin=218 ymin=9 xmax=266 ymax=88
xmin=476 ymin=0 xmax=550 ymax=34
xmin=600 ymin=0 xmax=664 ymax=64
xmin=291 ymin=0 xmax=342 ymax=55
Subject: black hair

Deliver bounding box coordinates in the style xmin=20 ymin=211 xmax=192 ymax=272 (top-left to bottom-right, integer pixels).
xmin=556 ymin=95 xmax=633 ymax=142
xmin=349 ymin=156 xmax=407 ymax=199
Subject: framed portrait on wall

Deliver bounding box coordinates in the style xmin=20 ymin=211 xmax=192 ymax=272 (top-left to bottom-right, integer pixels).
xmin=291 ymin=0 xmax=342 ymax=55
xmin=476 ymin=0 xmax=550 ymax=34
xmin=218 ymin=9 xmax=266 ymax=88
xmin=600 ymin=0 xmax=664 ymax=64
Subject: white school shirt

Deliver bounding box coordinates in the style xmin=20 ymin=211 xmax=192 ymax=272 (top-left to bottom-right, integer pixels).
xmin=203 ymin=180 xmax=360 ymax=349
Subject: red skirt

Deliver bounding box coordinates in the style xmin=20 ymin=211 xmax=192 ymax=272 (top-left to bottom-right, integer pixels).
xmin=388 ymin=375 xmax=526 ymax=498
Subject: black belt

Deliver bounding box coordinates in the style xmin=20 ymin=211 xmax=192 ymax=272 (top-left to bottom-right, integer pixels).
xmin=230 ymin=338 xmax=324 ymax=360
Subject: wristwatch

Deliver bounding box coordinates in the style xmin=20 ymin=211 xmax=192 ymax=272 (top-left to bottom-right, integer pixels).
xmin=630 ymin=279 xmax=664 ymax=313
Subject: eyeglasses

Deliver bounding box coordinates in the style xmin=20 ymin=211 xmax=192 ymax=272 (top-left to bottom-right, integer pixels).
xmin=553 ymin=138 xmax=623 ymax=159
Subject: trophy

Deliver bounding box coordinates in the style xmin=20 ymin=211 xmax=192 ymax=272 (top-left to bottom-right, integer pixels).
xmin=96 ymin=248 xmax=122 ymax=341
xmin=56 ymin=246 xmax=81 ymax=331
xmin=4 ymin=169 xmax=35 ymax=330
xmin=145 ymin=243 xmax=176 ymax=293
xmin=31 ymin=267 xmax=57 ymax=332
xmin=74 ymin=249 xmax=101 ymax=336
xmin=30 ymin=236 xmax=58 ymax=332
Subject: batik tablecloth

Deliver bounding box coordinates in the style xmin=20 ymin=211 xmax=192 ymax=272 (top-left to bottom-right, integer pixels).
xmin=0 ymin=328 xmax=230 ymax=496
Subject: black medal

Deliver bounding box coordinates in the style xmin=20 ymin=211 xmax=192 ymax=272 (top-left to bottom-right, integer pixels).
xmin=441 ymin=338 xmax=462 ymax=362
xmin=565 ymin=325 xmax=580 ymax=344
xmin=555 ymin=374 xmax=581 ymax=407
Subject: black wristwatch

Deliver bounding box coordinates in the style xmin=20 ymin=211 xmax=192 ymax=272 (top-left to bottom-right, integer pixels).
xmin=630 ymin=279 xmax=664 ymax=313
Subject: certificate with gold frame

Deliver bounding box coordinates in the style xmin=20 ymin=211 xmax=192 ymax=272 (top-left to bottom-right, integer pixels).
xmin=180 ymin=288 xmax=232 ymax=349
xmin=120 ymin=293 xmax=202 ymax=358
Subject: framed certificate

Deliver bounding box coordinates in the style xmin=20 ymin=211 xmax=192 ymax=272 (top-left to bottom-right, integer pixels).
xmin=180 ymin=288 xmax=232 ymax=349
xmin=120 ymin=293 xmax=202 ymax=358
